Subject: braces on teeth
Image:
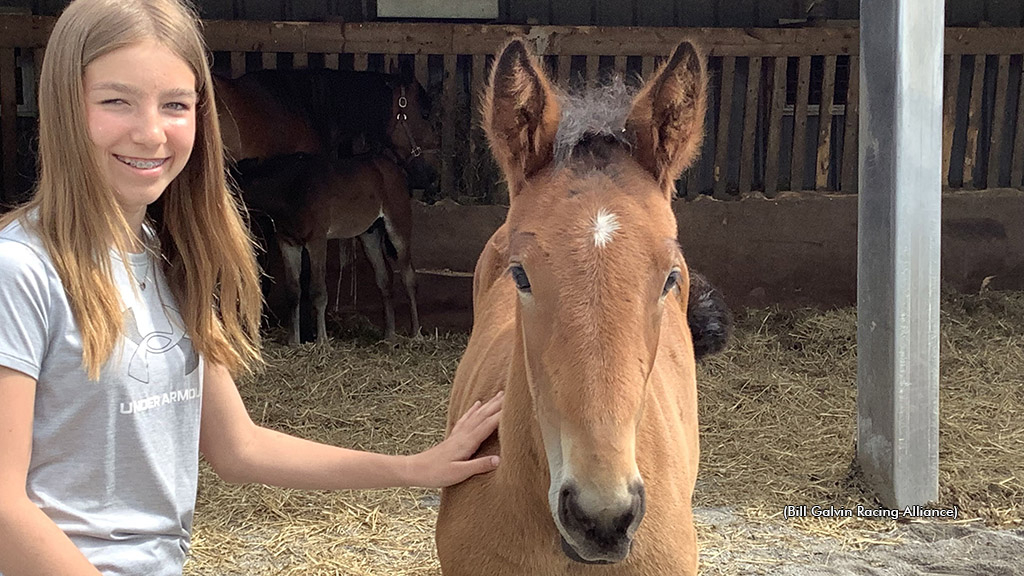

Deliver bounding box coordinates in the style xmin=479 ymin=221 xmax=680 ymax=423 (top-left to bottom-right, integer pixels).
xmin=119 ymin=157 xmax=164 ymax=169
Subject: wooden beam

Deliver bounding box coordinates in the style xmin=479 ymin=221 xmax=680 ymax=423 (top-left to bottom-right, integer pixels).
xmin=738 ymin=56 xmax=761 ymax=196
xmin=841 ymin=55 xmax=860 ymax=193
xmin=353 ymin=53 xmax=368 ymax=71
xmin=963 ymin=54 xmax=985 ymax=189
xmin=942 ymin=54 xmax=961 ymax=187
xmin=790 ymin=55 xmax=811 ymax=191
xmin=440 ymin=53 xmax=458 ymax=199
xmin=585 ymin=54 xmax=599 ymax=86
xmin=713 ymin=56 xmax=735 ymax=199
xmin=1012 ymin=61 xmax=1024 ymax=188
xmin=557 ymin=54 xmax=572 ymax=88
xmin=3 ymin=16 xmax=1024 ymax=58
xmin=414 ymin=53 xmax=429 ymax=90
xmin=986 ymin=54 xmax=1010 ymax=188
xmin=764 ymin=56 xmax=788 ymax=198
xmin=815 ymin=55 xmax=837 ymax=190
xmin=261 ymin=51 xmax=277 ymax=70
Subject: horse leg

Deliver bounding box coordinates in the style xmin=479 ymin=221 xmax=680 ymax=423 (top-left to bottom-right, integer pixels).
xmin=278 ymin=239 xmax=304 ymax=346
xmin=360 ymin=225 xmax=396 ymax=340
xmin=334 ymin=239 xmax=347 ymax=313
xmin=306 ymin=236 xmax=330 ymax=344
xmin=383 ymin=217 xmax=420 ymax=337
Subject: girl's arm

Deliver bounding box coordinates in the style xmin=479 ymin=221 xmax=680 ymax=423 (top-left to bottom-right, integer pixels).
xmin=0 ymin=367 xmax=104 ymax=576
xmin=199 ymin=363 xmax=502 ymax=490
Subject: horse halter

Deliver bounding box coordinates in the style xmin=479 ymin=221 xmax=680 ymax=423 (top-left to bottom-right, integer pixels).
xmin=390 ymin=85 xmax=439 ymax=164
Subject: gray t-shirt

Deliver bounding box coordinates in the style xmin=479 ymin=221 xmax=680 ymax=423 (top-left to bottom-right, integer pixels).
xmin=0 ymin=217 xmax=203 ymax=576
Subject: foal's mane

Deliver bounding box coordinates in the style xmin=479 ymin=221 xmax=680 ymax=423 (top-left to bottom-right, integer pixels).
xmin=554 ymin=78 xmax=638 ymax=165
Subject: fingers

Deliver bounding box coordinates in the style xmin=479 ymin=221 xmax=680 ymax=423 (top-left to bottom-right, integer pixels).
xmin=446 ymin=454 xmax=501 ymax=487
xmin=452 ymin=390 xmax=503 ymax=434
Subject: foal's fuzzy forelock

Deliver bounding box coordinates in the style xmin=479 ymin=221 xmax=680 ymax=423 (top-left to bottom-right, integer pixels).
xmin=554 ymin=78 xmax=637 ymax=164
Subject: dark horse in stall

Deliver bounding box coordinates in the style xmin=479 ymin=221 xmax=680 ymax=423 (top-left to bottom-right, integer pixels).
xmin=215 ymin=65 xmax=438 ymax=341
xmin=214 ymin=65 xmax=440 ymax=193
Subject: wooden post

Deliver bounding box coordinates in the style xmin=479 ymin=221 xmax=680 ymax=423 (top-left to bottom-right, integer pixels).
xmin=441 ymin=53 xmax=457 ymax=199
xmin=987 ymin=55 xmax=1010 ymax=188
xmin=713 ymin=56 xmax=735 ymax=199
xmin=963 ymin=55 xmax=985 ymax=188
xmin=815 ymin=55 xmax=837 ymax=190
xmin=790 ymin=55 xmax=811 ymax=191
xmin=941 ymin=54 xmax=961 ymax=188
xmin=764 ymin=56 xmax=788 ymax=198
xmin=738 ymin=56 xmax=761 ymax=196
xmin=841 ymin=56 xmax=860 ymax=193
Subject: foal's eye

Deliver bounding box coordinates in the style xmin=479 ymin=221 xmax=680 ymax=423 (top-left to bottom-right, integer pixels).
xmin=509 ymin=265 xmax=531 ymax=293
xmin=662 ymin=270 xmax=682 ymax=298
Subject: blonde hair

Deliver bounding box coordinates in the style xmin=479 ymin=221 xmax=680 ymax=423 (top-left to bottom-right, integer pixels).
xmin=0 ymin=0 xmax=262 ymax=379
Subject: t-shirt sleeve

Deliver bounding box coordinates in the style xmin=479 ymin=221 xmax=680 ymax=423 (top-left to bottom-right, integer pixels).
xmin=0 ymin=240 xmax=51 ymax=379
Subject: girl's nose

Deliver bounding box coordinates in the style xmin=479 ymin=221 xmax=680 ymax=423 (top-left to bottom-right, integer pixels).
xmin=131 ymin=105 xmax=167 ymax=147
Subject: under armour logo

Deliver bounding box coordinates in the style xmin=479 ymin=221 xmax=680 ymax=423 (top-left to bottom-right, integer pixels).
xmin=122 ymin=306 xmax=200 ymax=383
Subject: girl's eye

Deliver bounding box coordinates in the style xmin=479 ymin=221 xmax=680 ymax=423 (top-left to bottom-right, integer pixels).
xmin=662 ymin=270 xmax=682 ymax=298
xmin=101 ymin=98 xmax=127 ymax=106
xmin=509 ymin=265 xmax=531 ymax=293
xmin=165 ymin=102 xmax=191 ymax=112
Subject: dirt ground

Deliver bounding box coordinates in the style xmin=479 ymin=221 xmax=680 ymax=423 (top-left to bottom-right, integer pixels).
xmin=694 ymin=507 xmax=1024 ymax=576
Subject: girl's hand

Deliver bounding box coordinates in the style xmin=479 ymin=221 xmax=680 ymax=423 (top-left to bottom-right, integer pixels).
xmin=409 ymin=391 xmax=504 ymax=488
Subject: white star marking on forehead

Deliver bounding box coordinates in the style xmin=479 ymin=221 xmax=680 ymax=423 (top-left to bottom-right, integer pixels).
xmin=592 ymin=208 xmax=620 ymax=248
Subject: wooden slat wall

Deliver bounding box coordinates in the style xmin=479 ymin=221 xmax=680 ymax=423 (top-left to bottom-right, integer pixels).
xmin=0 ymin=48 xmax=16 ymax=203
xmin=3 ymin=17 xmax=1024 ymax=203
xmin=13 ymin=0 xmax=1023 ymax=29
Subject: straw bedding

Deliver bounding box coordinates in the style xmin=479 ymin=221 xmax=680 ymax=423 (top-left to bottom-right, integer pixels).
xmin=184 ymin=291 xmax=1024 ymax=575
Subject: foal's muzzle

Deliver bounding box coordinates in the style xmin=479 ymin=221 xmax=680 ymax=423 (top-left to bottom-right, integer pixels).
xmin=557 ymin=481 xmax=646 ymax=564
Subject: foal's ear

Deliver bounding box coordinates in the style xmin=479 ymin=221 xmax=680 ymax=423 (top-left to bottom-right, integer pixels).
xmin=626 ymin=41 xmax=707 ymax=197
xmin=483 ymin=38 xmax=560 ymax=197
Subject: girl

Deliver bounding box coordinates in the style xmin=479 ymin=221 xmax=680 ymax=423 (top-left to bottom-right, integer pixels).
xmin=0 ymin=1 xmax=501 ymax=574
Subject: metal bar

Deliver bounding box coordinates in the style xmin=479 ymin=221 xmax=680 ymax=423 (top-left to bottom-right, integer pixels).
xmin=713 ymin=56 xmax=735 ymax=198
xmin=857 ymin=0 xmax=942 ymax=510
xmin=764 ymin=56 xmax=787 ymax=197
xmin=815 ymin=55 xmax=837 ymax=190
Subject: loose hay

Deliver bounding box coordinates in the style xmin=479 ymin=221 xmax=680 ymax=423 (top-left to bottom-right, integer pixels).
xmin=185 ymin=291 xmax=1024 ymax=575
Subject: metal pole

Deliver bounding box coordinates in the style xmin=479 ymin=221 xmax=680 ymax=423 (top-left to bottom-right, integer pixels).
xmin=857 ymin=0 xmax=943 ymax=508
